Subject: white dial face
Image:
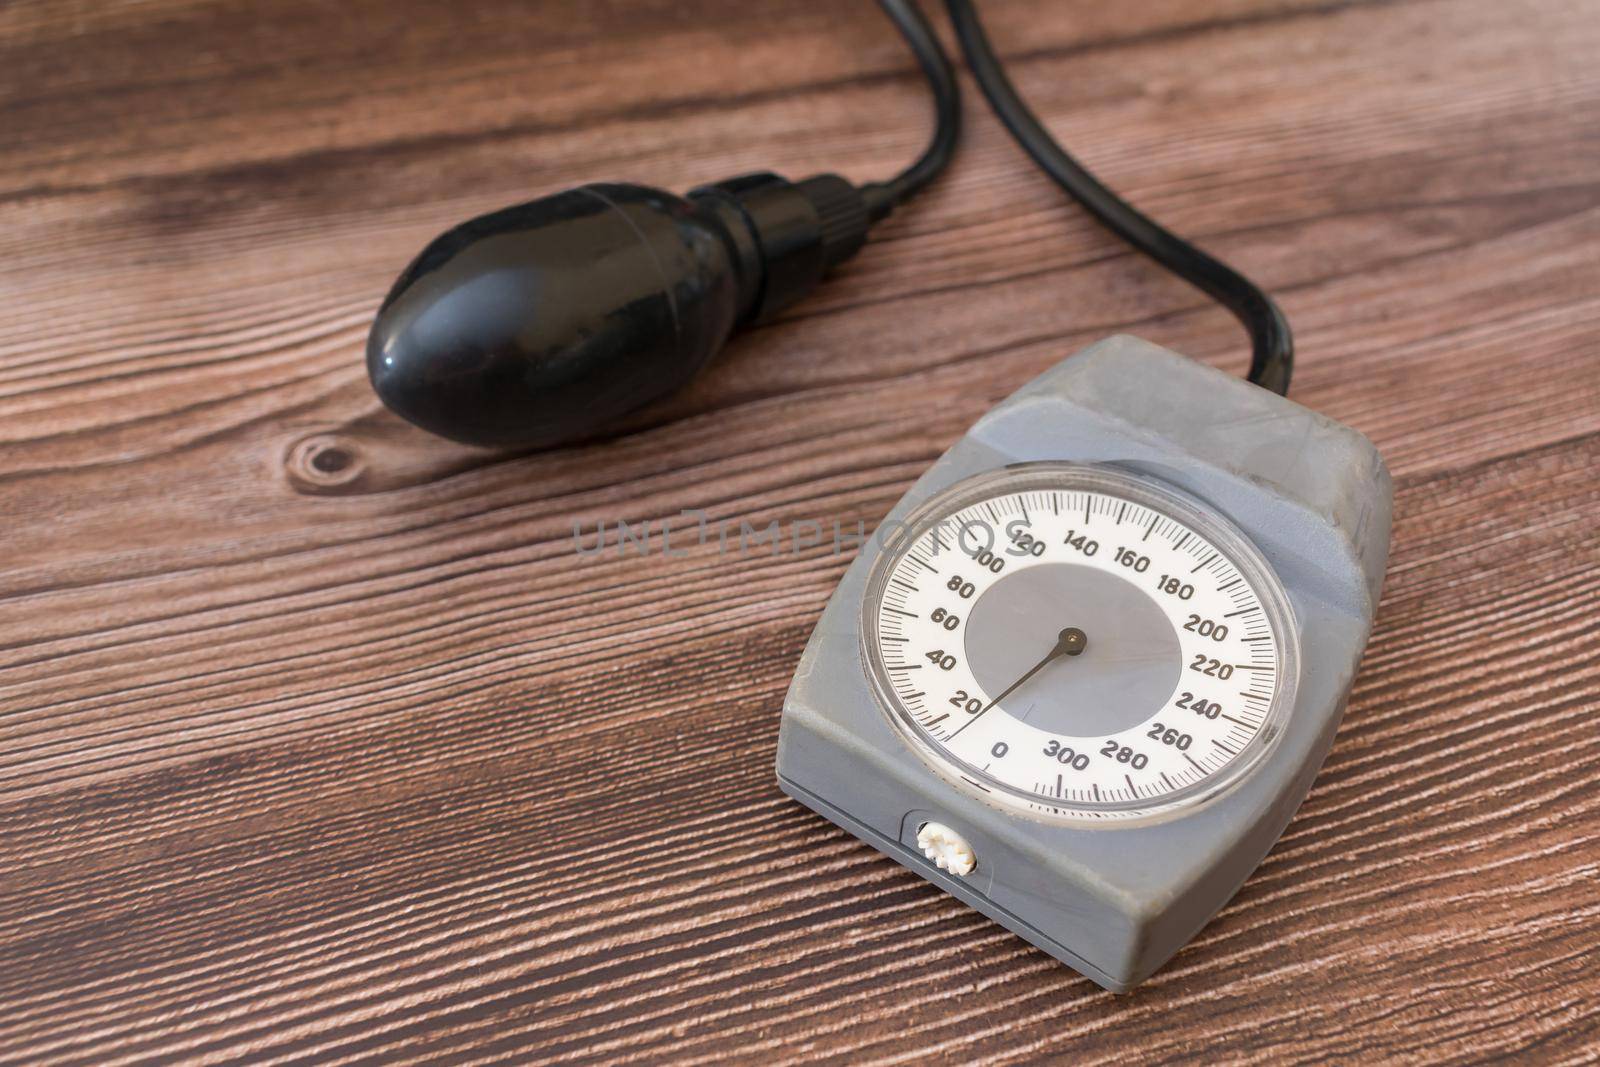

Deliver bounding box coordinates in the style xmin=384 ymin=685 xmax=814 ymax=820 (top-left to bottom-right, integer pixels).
xmin=862 ymin=464 xmax=1299 ymax=824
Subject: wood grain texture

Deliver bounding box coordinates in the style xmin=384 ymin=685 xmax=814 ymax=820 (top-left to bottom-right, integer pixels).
xmin=2 ymin=0 xmax=1598 ymax=1061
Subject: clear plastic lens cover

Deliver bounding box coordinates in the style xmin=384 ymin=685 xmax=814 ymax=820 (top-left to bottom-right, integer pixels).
xmin=861 ymin=462 xmax=1300 ymax=824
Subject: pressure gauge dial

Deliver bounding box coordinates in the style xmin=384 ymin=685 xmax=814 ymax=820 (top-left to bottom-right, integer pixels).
xmin=862 ymin=463 xmax=1299 ymax=823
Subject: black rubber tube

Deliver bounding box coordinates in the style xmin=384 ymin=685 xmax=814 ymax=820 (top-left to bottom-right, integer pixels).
xmin=941 ymin=0 xmax=1293 ymax=393
xmin=864 ymin=0 xmax=963 ymax=221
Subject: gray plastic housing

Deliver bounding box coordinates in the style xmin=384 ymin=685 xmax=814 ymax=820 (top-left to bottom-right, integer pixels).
xmin=776 ymin=335 xmax=1392 ymax=991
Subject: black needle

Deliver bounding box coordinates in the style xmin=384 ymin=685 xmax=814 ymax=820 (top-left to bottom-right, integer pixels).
xmin=947 ymin=626 xmax=1086 ymax=741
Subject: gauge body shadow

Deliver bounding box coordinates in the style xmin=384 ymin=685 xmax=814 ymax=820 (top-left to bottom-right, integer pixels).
xmin=776 ymin=334 xmax=1392 ymax=991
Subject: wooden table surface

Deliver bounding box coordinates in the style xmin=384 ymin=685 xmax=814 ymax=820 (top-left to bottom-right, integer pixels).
xmin=3 ymin=0 xmax=1598 ymax=1062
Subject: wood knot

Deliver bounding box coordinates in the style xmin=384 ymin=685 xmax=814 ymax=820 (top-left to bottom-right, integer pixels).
xmin=285 ymin=433 xmax=365 ymax=494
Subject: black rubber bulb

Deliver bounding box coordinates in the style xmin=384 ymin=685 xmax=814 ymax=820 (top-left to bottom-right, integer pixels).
xmin=367 ymin=174 xmax=870 ymax=449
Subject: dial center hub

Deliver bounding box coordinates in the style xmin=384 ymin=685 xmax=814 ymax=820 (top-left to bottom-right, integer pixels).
xmin=963 ymin=564 xmax=1181 ymax=737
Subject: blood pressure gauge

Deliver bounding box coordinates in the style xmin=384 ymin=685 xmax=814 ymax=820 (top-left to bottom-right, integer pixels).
xmin=862 ymin=464 xmax=1298 ymax=824
xmin=777 ymin=336 xmax=1392 ymax=991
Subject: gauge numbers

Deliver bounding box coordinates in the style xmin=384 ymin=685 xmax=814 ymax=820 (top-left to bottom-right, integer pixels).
xmin=862 ymin=464 xmax=1299 ymax=823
